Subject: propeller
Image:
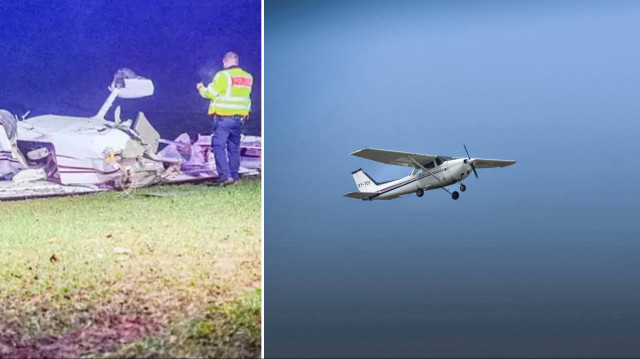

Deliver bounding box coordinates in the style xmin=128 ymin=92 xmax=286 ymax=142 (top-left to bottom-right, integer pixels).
xmin=463 ymin=144 xmax=478 ymax=179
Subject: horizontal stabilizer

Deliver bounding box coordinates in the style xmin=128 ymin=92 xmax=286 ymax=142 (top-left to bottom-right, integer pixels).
xmin=344 ymin=191 xmax=377 ymax=199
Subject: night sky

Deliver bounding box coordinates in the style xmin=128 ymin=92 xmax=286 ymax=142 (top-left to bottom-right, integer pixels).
xmin=0 ymin=0 xmax=261 ymax=138
xmin=265 ymin=1 xmax=640 ymax=357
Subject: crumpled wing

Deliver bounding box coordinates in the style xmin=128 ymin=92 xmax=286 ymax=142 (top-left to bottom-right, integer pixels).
xmin=351 ymin=148 xmax=437 ymax=168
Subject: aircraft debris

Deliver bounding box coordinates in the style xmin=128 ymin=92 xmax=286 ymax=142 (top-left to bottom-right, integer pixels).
xmin=0 ymin=69 xmax=261 ymax=200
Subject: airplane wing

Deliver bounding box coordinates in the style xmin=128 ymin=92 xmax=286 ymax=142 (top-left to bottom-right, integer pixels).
xmin=471 ymin=158 xmax=516 ymax=168
xmin=344 ymin=191 xmax=377 ymax=199
xmin=351 ymin=148 xmax=436 ymax=168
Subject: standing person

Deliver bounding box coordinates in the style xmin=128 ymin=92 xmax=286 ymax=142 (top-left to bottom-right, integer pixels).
xmin=197 ymin=52 xmax=253 ymax=186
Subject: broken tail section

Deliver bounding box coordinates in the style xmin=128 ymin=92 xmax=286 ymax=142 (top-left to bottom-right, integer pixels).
xmin=94 ymin=69 xmax=155 ymax=120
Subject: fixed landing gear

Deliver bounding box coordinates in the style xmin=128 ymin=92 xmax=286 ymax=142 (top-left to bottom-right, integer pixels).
xmin=460 ymin=183 xmax=466 ymax=192
xmin=452 ymin=191 xmax=459 ymax=200
xmin=416 ymin=188 xmax=424 ymax=197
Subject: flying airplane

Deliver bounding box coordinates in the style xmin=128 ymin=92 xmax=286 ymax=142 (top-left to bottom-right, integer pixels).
xmin=344 ymin=146 xmax=515 ymax=201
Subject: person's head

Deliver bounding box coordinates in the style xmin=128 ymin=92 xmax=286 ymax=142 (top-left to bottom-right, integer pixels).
xmin=222 ymin=52 xmax=239 ymax=69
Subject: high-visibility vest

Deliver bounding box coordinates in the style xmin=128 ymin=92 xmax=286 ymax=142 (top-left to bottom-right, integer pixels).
xmin=199 ymin=66 xmax=253 ymax=116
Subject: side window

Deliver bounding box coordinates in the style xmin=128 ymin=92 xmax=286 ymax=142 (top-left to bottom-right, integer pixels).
xmin=423 ymin=161 xmax=435 ymax=170
xmin=435 ymin=158 xmax=442 ymax=166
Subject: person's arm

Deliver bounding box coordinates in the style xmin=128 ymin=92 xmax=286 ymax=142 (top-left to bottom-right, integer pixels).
xmin=197 ymin=72 xmax=227 ymax=100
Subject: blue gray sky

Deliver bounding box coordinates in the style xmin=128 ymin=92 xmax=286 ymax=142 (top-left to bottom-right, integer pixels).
xmin=0 ymin=0 xmax=261 ymax=137
xmin=265 ymin=1 xmax=640 ymax=357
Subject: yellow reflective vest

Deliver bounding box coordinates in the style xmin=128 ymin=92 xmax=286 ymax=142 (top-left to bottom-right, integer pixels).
xmin=199 ymin=66 xmax=253 ymax=116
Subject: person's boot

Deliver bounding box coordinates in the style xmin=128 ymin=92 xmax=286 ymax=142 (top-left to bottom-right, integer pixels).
xmin=220 ymin=178 xmax=237 ymax=187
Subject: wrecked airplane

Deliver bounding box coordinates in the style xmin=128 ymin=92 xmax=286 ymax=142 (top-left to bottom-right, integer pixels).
xmin=0 ymin=69 xmax=261 ymax=200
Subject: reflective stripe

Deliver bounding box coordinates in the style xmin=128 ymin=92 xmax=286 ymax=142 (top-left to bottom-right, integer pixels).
xmin=221 ymin=95 xmax=250 ymax=102
xmin=213 ymin=103 xmax=251 ymax=109
xmin=223 ymin=71 xmax=232 ymax=97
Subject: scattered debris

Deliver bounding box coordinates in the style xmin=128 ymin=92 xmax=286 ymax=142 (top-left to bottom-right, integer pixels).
xmin=0 ymin=69 xmax=261 ymax=201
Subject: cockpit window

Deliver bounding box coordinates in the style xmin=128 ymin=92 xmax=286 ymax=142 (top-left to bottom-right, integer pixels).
xmin=422 ymin=161 xmax=435 ymax=169
xmin=411 ymin=168 xmax=423 ymax=176
xmin=437 ymin=156 xmax=453 ymax=163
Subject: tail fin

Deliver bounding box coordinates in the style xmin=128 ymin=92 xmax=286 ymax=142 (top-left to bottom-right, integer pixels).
xmin=352 ymin=168 xmax=378 ymax=192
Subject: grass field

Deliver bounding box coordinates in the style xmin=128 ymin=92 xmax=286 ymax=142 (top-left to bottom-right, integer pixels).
xmin=0 ymin=178 xmax=261 ymax=358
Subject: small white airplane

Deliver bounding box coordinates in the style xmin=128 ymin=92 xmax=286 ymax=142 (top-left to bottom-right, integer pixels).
xmin=345 ymin=146 xmax=515 ymax=201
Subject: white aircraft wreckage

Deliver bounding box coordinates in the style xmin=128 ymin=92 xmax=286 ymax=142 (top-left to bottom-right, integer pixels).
xmin=0 ymin=69 xmax=260 ymax=200
xmin=345 ymin=146 xmax=514 ymax=201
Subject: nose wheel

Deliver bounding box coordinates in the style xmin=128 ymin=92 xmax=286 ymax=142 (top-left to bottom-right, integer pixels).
xmin=452 ymin=191 xmax=459 ymax=200
xmin=416 ymin=188 xmax=424 ymax=197
xmin=460 ymin=183 xmax=466 ymax=192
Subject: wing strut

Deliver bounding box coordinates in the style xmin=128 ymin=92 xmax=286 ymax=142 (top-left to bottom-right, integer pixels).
xmin=407 ymin=156 xmax=453 ymax=195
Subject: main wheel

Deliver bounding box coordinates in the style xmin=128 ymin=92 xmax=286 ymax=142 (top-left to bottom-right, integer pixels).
xmin=452 ymin=191 xmax=459 ymax=200
xmin=460 ymin=183 xmax=466 ymax=192
xmin=416 ymin=188 xmax=424 ymax=197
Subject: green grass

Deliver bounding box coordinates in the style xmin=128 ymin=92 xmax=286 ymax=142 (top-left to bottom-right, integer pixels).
xmin=0 ymin=178 xmax=261 ymax=358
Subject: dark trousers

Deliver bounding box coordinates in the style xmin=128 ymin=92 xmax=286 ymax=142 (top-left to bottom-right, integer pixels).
xmin=211 ymin=115 xmax=242 ymax=181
